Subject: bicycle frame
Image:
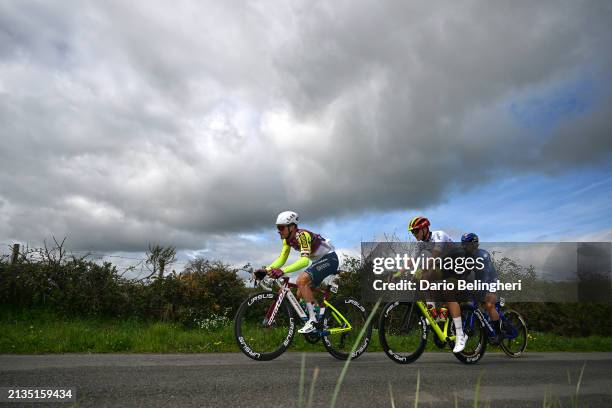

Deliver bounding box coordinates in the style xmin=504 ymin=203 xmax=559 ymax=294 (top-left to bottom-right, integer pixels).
xmin=397 ymin=301 xmax=456 ymax=342
xmin=264 ymin=277 xmax=352 ymax=335
xmin=465 ymin=299 xmax=519 ymax=340
xmin=416 ymin=301 xmax=456 ymax=342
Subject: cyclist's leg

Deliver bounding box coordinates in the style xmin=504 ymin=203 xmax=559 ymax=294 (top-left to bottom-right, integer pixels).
xmin=295 ymin=287 xmax=303 ymax=301
xmin=296 ymin=273 xmax=317 ymax=333
xmin=483 ymin=292 xmax=501 ymax=343
xmin=443 ymin=276 xmax=469 ymax=352
xmin=448 ymin=302 xmax=461 ymax=319
xmin=447 ymin=301 xmax=462 ymax=332
xmin=297 ymin=254 xmax=338 ymax=305
xmin=297 ymin=252 xmax=339 ymax=333
xmin=305 ymin=252 xmax=340 ymax=289
xmin=485 ymin=293 xmax=499 ymax=321
xmin=448 ymin=300 xmax=468 ymax=352
xmin=296 ymin=273 xmax=314 ymax=303
xmin=481 ymin=266 xmax=500 ymax=333
xmin=442 ymin=275 xmax=461 ymax=320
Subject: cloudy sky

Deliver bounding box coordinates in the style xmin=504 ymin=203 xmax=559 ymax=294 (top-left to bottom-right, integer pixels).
xmin=1 ymin=1 xmax=611 ymax=275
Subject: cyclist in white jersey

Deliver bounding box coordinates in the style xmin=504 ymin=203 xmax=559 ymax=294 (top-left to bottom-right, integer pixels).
xmin=408 ymin=216 xmax=468 ymax=353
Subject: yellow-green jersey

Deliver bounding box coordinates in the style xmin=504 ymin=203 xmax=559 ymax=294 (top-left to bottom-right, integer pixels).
xmin=267 ymin=229 xmax=335 ymax=273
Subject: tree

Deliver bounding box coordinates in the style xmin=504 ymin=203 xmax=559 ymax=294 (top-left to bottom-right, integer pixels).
xmin=184 ymin=257 xmax=217 ymax=274
xmin=145 ymin=244 xmax=177 ymax=279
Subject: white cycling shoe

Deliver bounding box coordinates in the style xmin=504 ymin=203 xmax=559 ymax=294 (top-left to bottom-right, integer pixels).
xmin=298 ymin=320 xmax=317 ymax=334
xmin=453 ymin=333 xmax=468 ymax=353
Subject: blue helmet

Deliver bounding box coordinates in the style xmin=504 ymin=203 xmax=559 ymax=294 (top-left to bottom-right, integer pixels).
xmin=461 ymin=232 xmax=479 ymax=243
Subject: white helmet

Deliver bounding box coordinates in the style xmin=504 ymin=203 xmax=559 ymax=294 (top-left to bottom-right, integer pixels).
xmin=276 ymin=211 xmax=299 ymax=226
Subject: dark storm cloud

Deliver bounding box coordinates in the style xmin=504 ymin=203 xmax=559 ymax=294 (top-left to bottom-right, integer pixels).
xmin=0 ymin=0 xmax=611 ymax=251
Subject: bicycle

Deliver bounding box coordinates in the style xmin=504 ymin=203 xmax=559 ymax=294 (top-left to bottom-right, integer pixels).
xmin=378 ymin=299 xmax=487 ymax=364
xmin=463 ymin=297 xmax=528 ymax=357
xmin=234 ymin=273 xmax=372 ymax=361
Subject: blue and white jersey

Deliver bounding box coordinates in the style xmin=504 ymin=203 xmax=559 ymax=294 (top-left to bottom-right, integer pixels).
xmin=470 ymin=248 xmax=497 ymax=283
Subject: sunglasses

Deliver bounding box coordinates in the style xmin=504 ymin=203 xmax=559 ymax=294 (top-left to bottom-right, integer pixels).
xmin=277 ymin=225 xmax=288 ymax=231
xmin=411 ymin=228 xmax=421 ymax=236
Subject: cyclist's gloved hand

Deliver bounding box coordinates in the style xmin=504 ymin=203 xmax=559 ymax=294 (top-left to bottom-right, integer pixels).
xmin=254 ymin=268 xmax=268 ymax=280
xmin=268 ymin=268 xmax=284 ymax=279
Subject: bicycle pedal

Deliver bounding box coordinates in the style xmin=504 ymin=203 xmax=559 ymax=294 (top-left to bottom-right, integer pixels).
xmin=488 ymin=336 xmax=500 ymax=345
xmin=314 ymin=321 xmax=326 ymax=331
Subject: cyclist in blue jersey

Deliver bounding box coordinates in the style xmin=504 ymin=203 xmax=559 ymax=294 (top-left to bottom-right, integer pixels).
xmin=255 ymin=211 xmax=338 ymax=334
xmin=461 ymin=232 xmax=501 ymax=343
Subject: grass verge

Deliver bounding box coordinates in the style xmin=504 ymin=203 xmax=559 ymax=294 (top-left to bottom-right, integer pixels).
xmin=1 ymin=309 xmax=611 ymax=353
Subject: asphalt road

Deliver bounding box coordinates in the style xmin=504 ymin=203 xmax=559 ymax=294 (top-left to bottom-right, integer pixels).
xmin=1 ymin=352 xmax=611 ymax=407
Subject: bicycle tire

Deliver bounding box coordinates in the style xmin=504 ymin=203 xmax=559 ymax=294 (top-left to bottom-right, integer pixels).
xmin=452 ymin=303 xmax=487 ymax=364
xmin=378 ymin=301 xmax=428 ymax=364
xmin=321 ymin=297 xmax=371 ymax=360
xmin=234 ymin=292 xmax=296 ymax=361
xmin=499 ymin=309 xmax=528 ymax=357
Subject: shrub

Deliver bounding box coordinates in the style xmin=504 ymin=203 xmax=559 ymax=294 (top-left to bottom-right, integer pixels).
xmin=0 ymin=248 xmax=247 ymax=324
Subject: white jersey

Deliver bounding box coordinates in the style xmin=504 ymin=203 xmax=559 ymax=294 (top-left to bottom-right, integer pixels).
xmin=416 ymin=230 xmax=453 ymax=256
xmin=430 ymin=230 xmax=453 ymax=244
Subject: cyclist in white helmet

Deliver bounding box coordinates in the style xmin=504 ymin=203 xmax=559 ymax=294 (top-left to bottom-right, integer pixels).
xmin=408 ymin=216 xmax=468 ymax=353
xmin=254 ymin=211 xmax=338 ymax=334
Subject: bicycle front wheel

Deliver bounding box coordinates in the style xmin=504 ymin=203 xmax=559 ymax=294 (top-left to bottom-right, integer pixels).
xmin=378 ymin=301 xmax=428 ymax=364
xmin=499 ymin=309 xmax=528 ymax=357
xmin=234 ymin=292 xmax=296 ymax=361
xmin=322 ymin=297 xmax=371 ymax=360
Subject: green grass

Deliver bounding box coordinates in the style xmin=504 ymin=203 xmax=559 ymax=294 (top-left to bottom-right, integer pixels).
xmin=523 ymin=331 xmax=612 ymax=352
xmin=1 ymin=310 xmax=611 ymax=353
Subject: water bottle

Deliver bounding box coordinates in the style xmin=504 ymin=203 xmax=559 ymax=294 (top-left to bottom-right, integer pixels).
xmin=300 ymin=300 xmax=322 ymax=321
xmin=314 ymin=304 xmax=320 ymax=320
xmin=299 ymin=299 xmax=308 ymax=315
xmin=427 ymin=302 xmax=437 ymax=318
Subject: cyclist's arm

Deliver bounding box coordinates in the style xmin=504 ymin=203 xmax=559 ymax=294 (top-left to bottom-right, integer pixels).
xmin=279 ymin=230 xmax=312 ymax=273
xmin=488 ymin=252 xmax=497 ymax=276
xmin=480 ymin=251 xmax=497 ymax=282
xmin=393 ymin=258 xmax=415 ymax=279
xmin=281 ymin=256 xmax=310 ymax=273
xmin=423 ymin=245 xmax=444 ymax=281
xmin=267 ymin=241 xmax=290 ymax=269
xmin=431 ymin=245 xmax=443 ymax=258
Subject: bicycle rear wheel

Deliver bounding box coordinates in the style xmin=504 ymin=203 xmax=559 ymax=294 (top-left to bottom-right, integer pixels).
xmin=234 ymin=292 xmax=295 ymax=361
xmin=452 ymin=303 xmax=487 ymax=364
xmin=322 ymin=297 xmax=371 ymax=360
xmin=499 ymin=309 xmax=528 ymax=357
xmin=378 ymin=301 xmax=428 ymax=364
